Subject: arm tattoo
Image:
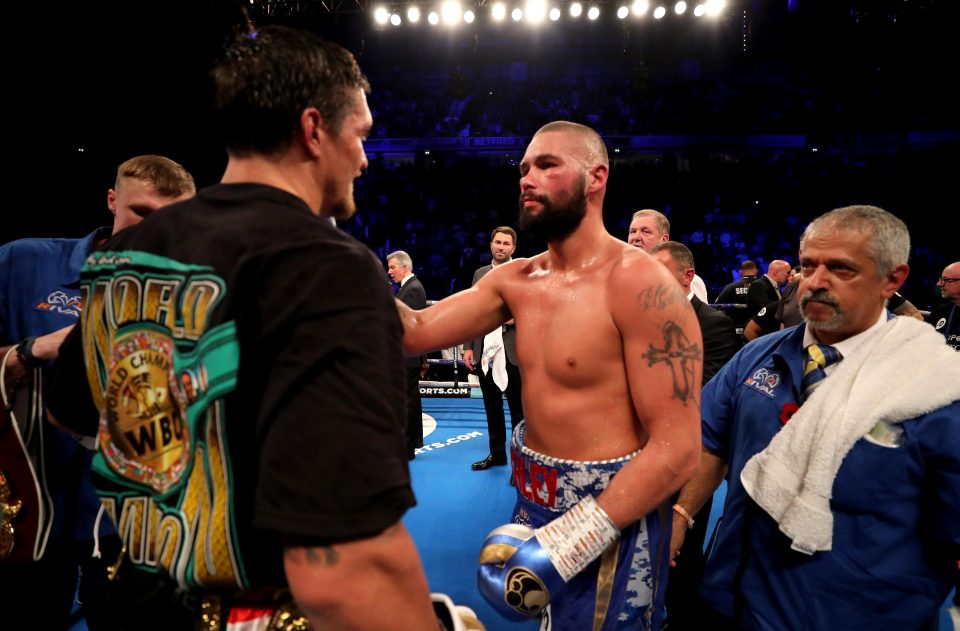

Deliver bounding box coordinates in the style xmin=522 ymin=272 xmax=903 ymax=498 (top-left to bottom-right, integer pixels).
xmin=641 ymin=321 xmax=702 ymax=404
xmin=636 ymin=284 xmax=685 ymax=312
xmin=303 ymin=546 xmax=340 ymax=567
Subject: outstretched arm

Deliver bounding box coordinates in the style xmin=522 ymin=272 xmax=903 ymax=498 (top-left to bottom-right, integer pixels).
xmin=599 ymin=260 xmax=703 ymax=529
xmin=398 ymin=263 xmax=513 ymax=356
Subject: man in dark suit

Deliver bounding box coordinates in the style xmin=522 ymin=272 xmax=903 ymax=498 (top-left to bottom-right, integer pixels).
xmin=651 ymin=241 xmax=739 ymax=630
xmin=388 ymin=250 xmax=427 ymax=459
xmin=746 ymin=259 xmax=791 ymax=317
xmin=461 ymin=227 xmax=524 ymax=477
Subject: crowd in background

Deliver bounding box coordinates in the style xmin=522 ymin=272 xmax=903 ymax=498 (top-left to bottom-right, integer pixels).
xmin=365 ymin=59 xmax=955 ymax=139
xmin=7 ymin=3 xmax=956 ymax=313
xmin=346 ymin=146 xmax=954 ymax=311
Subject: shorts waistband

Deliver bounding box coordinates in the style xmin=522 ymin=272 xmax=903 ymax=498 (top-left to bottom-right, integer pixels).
xmin=510 ymin=422 xmax=639 ymax=513
xmin=510 ymin=421 xmax=641 ymax=467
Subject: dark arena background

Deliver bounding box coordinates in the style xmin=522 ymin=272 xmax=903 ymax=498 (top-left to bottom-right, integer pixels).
xmin=3 ymin=0 xmax=958 ymax=628
xmin=5 ymin=0 xmax=958 ymax=305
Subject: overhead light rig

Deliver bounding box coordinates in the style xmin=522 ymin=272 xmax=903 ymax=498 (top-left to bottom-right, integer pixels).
xmin=246 ymin=0 xmax=727 ymax=21
xmin=369 ymin=0 xmax=726 ymax=27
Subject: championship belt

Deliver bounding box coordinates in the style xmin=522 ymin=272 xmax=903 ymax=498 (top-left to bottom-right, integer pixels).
xmin=0 ymin=348 xmax=54 ymax=563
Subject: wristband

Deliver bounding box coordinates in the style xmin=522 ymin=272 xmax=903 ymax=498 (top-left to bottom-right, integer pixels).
xmin=15 ymin=337 xmax=42 ymax=368
xmin=672 ymin=504 xmax=694 ymax=530
xmin=534 ymin=496 xmax=619 ymax=582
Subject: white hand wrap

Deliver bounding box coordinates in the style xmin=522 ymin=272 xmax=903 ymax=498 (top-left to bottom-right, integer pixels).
xmin=533 ymin=496 xmax=619 ymax=582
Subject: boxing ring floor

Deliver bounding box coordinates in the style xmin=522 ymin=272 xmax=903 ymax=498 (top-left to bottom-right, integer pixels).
xmin=68 ymin=396 xmax=955 ymax=630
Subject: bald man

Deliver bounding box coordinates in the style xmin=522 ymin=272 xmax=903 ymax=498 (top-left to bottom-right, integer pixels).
xmin=398 ymin=121 xmax=702 ymax=629
xmin=746 ymin=259 xmax=791 ymax=316
xmin=928 ymin=260 xmax=960 ymax=351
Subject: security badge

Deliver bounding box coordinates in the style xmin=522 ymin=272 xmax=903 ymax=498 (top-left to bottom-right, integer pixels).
xmin=743 ymin=366 xmax=781 ymax=398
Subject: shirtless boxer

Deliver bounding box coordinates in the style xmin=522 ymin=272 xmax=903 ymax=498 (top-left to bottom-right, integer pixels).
xmin=397 ymin=121 xmax=702 ymax=629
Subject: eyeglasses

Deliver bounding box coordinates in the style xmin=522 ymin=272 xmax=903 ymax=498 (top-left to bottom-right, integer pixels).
xmin=938 ymin=276 xmax=960 ymax=284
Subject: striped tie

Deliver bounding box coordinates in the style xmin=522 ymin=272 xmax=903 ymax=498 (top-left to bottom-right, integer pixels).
xmin=800 ymin=343 xmax=842 ymax=404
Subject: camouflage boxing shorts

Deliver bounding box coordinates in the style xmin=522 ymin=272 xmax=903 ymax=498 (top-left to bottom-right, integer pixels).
xmin=509 ymin=422 xmax=671 ymax=631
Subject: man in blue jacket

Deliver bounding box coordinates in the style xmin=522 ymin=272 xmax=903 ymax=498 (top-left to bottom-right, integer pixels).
xmin=0 ymin=155 xmax=195 ymax=628
xmin=671 ymin=205 xmax=960 ymax=630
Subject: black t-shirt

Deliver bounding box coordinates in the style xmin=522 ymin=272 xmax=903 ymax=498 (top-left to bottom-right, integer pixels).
xmin=49 ymin=183 xmax=414 ymax=590
xmin=715 ymin=276 xmax=757 ymax=327
xmin=749 ymin=300 xmax=782 ymax=337
xmin=715 ymin=276 xmax=756 ymax=305
xmin=927 ymin=302 xmax=959 ymax=351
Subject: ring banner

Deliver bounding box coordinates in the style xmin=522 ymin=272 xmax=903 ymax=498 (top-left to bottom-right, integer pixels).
xmin=419 ymin=384 xmax=472 ymax=398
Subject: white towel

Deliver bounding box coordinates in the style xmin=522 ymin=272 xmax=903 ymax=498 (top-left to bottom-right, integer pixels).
xmin=481 ymin=326 xmax=508 ymax=392
xmin=740 ymin=316 xmax=960 ymax=554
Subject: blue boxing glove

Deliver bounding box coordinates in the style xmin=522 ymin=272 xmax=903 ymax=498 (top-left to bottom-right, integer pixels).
xmin=477 ymin=496 xmax=619 ymax=620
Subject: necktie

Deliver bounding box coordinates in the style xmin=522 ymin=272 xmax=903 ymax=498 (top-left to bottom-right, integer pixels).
xmin=800 ymin=343 xmax=842 ymax=404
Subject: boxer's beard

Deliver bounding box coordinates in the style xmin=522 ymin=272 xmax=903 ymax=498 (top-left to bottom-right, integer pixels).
xmin=800 ymin=288 xmax=844 ymax=331
xmin=517 ymin=177 xmax=587 ymax=243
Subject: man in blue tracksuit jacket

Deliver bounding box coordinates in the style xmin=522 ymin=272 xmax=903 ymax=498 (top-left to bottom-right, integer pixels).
xmin=668 ymin=205 xmax=960 ymax=630
xmin=0 ymin=155 xmax=194 ymax=628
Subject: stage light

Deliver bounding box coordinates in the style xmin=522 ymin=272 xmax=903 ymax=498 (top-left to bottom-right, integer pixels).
xmin=407 ymin=6 xmax=421 ymax=21
xmin=526 ymin=0 xmax=547 ymax=22
xmin=705 ymin=0 xmax=724 ymax=16
xmin=492 ymin=2 xmax=507 ymax=19
xmin=549 ymin=6 xmax=561 ymax=19
xmin=653 ymin=5 xmax=666 ymax=18
xmin=390 ymin=12 xmax=402 ymax=24
xmin=512 ymin=7 xmax=523 ymax=20
xmin=693 ymin=3 xmax=705 ymax=16
xmin=428 ymin=10 xmax=440 ymax=23
xmin=464 ymin=9 xmax=475 ymax=22
xmin=631 ymin=0 xmax=649 ymax=15
xmin=675 ymin=1 xmax=686 ymax=14
xmin=441 ymin=0 xmax=462 ymax=24
xmin=374 ymin=6 xmax=390 ymax=24
xmin=587 ymin=5 xmax=600 ymax=19
xmin=570 ymin=2 xmax=583 ymax=17
xmin=617 ymin=5 xmax=629 ymax=18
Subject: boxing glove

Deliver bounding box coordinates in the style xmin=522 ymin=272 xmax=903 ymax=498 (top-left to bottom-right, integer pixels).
xmin=477 ymin=496 xmax=619 ymax=620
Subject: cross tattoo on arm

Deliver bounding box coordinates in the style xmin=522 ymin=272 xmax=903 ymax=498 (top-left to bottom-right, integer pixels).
xmin=641 ymin=321 xmax=702 ymax=404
